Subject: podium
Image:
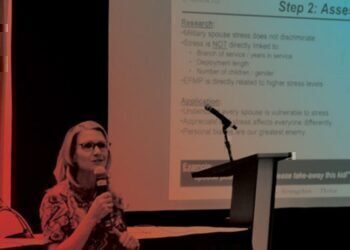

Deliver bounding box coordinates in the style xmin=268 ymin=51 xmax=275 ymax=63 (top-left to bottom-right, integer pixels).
xmin=192 ymin=153 xmax=292 ymax=250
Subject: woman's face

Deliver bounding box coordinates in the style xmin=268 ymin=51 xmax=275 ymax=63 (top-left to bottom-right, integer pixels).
xmin=73 ymin=129 xmax=109 ymax=172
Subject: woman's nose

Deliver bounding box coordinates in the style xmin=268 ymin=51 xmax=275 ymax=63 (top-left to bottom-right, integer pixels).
xmin=93 ymin=145 xmax=102 ymax=154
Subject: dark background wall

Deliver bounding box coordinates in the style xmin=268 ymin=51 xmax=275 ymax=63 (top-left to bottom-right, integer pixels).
xmin=11 ymin=0 xmax=108 ymax=232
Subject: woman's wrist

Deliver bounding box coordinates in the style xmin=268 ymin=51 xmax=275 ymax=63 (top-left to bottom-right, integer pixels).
xmin=84 ymin=212 xmax=99 ymax=227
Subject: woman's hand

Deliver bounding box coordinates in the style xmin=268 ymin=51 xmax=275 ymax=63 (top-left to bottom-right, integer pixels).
xmin=119 ymin=231 xmax=140 ymax=250
xmin=86 ymin=192 xmax=114 ymax=225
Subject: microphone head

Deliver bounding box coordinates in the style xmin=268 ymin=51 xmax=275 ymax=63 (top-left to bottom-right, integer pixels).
xmin=204 ymin=104 xmax=211 ymax=111
xmin=94 ymin=166 xmax=107 ymax=176
xmin=94 ymin=166 xmax=108 ymax=194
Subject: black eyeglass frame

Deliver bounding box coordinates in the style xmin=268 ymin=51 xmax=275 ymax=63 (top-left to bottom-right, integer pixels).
xmin=78 ymin=142 xmax=111 ymax=151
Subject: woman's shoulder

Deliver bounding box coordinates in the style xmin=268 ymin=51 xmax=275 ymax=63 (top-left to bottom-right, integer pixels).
xmin=41 ymin=181 xmax=70 ymax=205
xmin=40 ymin=181 xmax=73 ymax=243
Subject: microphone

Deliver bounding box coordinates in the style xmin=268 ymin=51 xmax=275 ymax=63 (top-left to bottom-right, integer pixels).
xmin=94 ymin=166 xmax=113 ymax=229
xmin=204 ymin=104 xmax=237 ymax=130
xmin=95 ymin=166 xmax=109 ymax=194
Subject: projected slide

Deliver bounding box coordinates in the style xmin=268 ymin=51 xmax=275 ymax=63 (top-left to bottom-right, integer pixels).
xmin=169 ymin=0 xmax=350 ymax=201
xmin=109 ymin=0 xmax=350 ymax=211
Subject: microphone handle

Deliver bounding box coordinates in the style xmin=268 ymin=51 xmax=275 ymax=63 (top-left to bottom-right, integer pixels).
xmin=96 ymin=185 xmax=108 ymax=195
xmin=95 ymin=182 xmax=113 ymax=229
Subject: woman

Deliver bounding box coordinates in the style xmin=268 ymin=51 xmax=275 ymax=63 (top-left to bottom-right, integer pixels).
xmin=40 ymin=121 xmax=139 ymax=250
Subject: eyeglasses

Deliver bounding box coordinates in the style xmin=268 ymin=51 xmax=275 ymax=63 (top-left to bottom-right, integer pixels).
xmin=79 ymin=142 xmax=110 ymax=152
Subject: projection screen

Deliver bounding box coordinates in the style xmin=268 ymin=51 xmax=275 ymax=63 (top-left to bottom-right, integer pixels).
xmin=109 ymin=0 xmax=350 ymax=211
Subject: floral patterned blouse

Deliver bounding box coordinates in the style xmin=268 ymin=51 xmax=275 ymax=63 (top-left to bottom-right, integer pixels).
xmin=40 ymin=180 xmax=127 ymax=249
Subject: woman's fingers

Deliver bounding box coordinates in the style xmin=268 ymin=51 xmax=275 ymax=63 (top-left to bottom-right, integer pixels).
xmin=88 ymin=192 xmax=115 ymax=223
xmin=119 ymin=231 xmax=140 ymax=249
